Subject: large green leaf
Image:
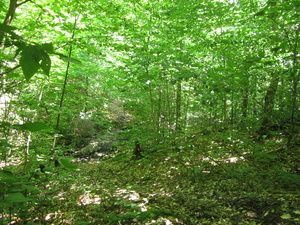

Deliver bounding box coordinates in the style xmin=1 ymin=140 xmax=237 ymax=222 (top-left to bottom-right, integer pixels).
xmin=41 ymin=42 xmax=54 ymax=54
xmin=0 ymin=24 xmax=21 ymax=39
xmin=0 ymin=170 xmax=14 ymax=179
xmin=281 ymin=214 xmax=292 ymax=219
xmin=0 ymin=139 xmax=12 ymax=147
xmin=5 ymin=193 xmax=29 ymax=203
xmin=0 ymin=24 xmax=17 ymax=32
xmin=13 ymin=122 xmax=50 ymax=132
xmin=20 ymin=45 xmax=52 ymax=80
xmin=20 ymin=45 xmax=41 ymax=80
xmin=56 ymin=53 xmax=82 ymax=65
xmin=59 ymin=158 xmax=79 ymax=170
xmin=0 ymin=122 xmax=11 ymax=128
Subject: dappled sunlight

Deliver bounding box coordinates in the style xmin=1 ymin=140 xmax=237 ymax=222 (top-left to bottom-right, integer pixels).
xmin=77 ymin=192 xmax=101 ymax=205
xmin=0 ymin=158 xmax=22 ymax=169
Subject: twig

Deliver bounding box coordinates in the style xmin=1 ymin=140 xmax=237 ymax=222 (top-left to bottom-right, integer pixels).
xmin=17 ymin=0 xmax=32 ymax=7
xmin=0 ymin=65 xmax=21 ymax=76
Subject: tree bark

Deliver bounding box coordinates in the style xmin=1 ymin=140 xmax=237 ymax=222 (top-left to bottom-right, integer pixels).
xmin=0 ymin=0 xmax=18 ymax=45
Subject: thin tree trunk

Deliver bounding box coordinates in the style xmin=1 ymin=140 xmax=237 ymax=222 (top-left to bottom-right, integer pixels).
xmin=84 ymin=75 xmax=89 ymax=113
xmin=183 ymin=96 xmax=189 ymax=130
xmin=175 ymin=81 xmax=181 ymax=134
xmin=0 ymin=0 xmax=30 ymax=44
xmin=0 ymin=0 xmax=17 ymax=45
xmin=55 ymin=16 xmax=78 ymax=130
xmin=242 ymin=73 xmax=250 ymax=118
xmin=222 ymin=94 xmax=227 ymax=129
xmin=165 ymin=78 xmax=172 ymax=137
xmin=257 ymin=72 xmax=279 ymax=140
xmin=145 ymin=65 xmax=155 ymax=129
xmin=230 ymin=91 xmax=235 ymax=125
xmin=287 ymin=27 xmax=299 ymax=148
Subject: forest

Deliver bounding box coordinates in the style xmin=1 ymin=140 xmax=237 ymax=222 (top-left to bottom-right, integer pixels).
xmin=0 ymin=0 xmax=300 ymax=224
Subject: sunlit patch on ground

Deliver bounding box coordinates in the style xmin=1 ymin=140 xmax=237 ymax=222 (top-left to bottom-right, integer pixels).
xmin=0 ymin=158 xmax=22 ymax=169
xmin=77 ymin=192 xmax=101 ymax=205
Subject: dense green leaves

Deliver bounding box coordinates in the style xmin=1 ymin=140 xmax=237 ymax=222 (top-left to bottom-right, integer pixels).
xmin=0 ymin=170 xmax=14 ymax=179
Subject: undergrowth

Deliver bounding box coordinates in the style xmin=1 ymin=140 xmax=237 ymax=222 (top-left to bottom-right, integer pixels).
xmin=1 ymin=130 xmax=300 ymax=224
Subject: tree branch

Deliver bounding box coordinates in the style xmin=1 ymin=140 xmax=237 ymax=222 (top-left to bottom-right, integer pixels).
xmin=0 ymin=65 xmax=21 ymax=76
xmin=17 ymin=0 xmax=32 ymax=7
xmin=0 ymin=0 xmax=17 ymax=45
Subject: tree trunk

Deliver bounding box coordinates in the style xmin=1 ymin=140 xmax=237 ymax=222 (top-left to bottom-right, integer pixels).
xmin=56 ymin=16 xmax=78 ymax=130
xmin=287 ymin=27 xmax=299 ymax=148
xmin=241 ymin=73 xmax=250 ymax=118
xmin=257 ymin=72 xmax=279 ymax=140
xmin=0 ymin=0 xmax=17 ymax=45
xmin=175 ymin=81 xmax=182 ymax=134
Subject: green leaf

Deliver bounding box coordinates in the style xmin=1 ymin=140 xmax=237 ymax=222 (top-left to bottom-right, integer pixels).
xmin=294 ymin=210 xmax=300 ymax=215
xmin=56 ymin=53 xmax=82 ymax=64
xmin=271 ymin=46 xmax=281 ymax=53
xmin=5 ymin=193 xmax=29 ymax=203
xmin=20 ymin=45 xmax=51 ymax=80
xmin=14 ymin=122 xmax=50 ymax=132
xmin=4 ymin=38 xmax=12 ymax=47
xmin=20 ymin=45 xmax=41 ymax=80
xmin=41 ymin=42 xmax=54 ymax=54
xmin=0 ymin=139 xmax=13 ymax=148
xmin=0 ymin=122 xmax=11 ymax=128
xmin=245 ymin=56 xmax=262 ymax=64
xmin=59 ymin=158 xmax=79 ymax=170
xmin=18 ymin=210 xmax=31 ymax=219
xmin=0 ymin=24 xmax=17 ymax=32
xmin=0 ymin=170 xmax=14 ymax=179
xmin=40 ymin=51 xmax=51 ymax=76
xmin=281 ymin=214 xmax=292 ymax=219
xmin=0 ymin=24 xmax=21 ymax=39
xmin=22 ymin=184 xmax=40 ymax=194
xmin=255 ymin=10 xmax=265 ymax=16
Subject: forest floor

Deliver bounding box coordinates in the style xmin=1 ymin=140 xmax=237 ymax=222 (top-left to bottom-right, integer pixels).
xmin=2 ymin=130 xmax=300 ymax=224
